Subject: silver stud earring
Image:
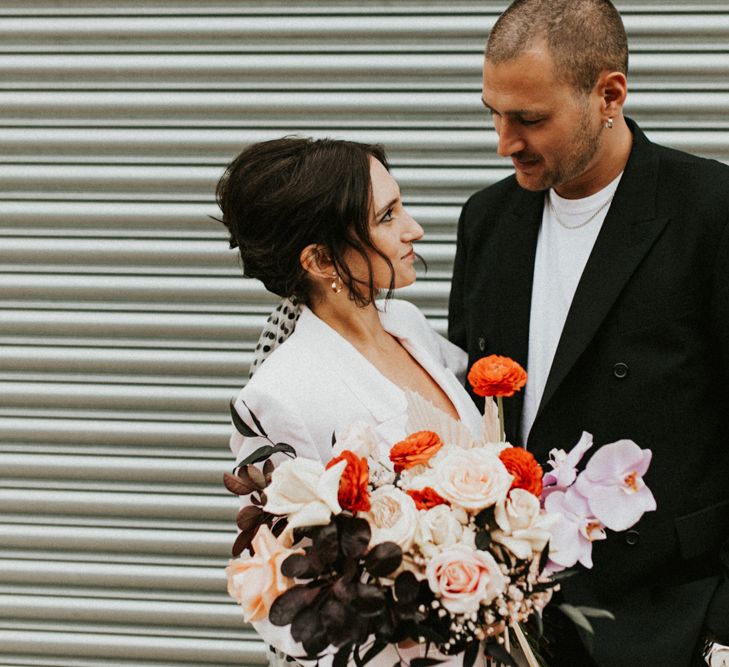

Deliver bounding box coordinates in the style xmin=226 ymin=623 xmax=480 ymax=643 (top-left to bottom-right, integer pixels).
xmin=604 ymin=117 xmax=614 ymax=129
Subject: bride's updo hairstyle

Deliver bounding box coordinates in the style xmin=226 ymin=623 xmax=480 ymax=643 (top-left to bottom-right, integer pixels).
xmin=216 ymin=136 xmax=395 ymax=307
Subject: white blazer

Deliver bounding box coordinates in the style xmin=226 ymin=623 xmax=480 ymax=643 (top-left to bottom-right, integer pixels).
xmin=229 ymin=299 xmax=484 ymax=666
xmin=230 ymin=298 xmax=482 ymax=463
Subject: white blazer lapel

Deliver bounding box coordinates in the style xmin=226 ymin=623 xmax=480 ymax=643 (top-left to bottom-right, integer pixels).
xmin=294 ymin=307 xmax=406 ymax=425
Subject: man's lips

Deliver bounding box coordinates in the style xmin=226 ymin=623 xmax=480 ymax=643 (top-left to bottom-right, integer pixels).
xmin=512 ymin=155 xmax=540 ymax=171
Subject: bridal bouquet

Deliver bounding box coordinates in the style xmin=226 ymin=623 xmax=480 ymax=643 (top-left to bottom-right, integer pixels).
xmin=224 ymin=356 xmax=656 ymax=666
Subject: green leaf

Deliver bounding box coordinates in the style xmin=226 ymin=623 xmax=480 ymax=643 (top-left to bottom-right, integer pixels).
xmin=272 ymin=443 xmax=297 ymax=458
xmin=558 ymin=603 xmax=595 ymax=635
xmin=410 ymin=659 xmax=444 ymax=667
xmin=237 ymin=445 xmax=274 ymax=467
xmin=230 ymin=399 xmax=257 ymax=438
xmin=484 ymin=641 xmax=517 ymax=667
xmin=242 ymin=400 xmax=268 ymax=437
xmin=576 ymin=605 xmax=615 ymax=620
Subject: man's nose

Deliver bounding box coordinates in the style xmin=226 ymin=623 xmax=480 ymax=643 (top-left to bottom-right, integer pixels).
xmin=496 ymin=120 xmax=526 ymax=157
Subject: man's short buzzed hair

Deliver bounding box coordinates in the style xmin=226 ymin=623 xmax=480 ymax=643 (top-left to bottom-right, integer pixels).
xmin=486 ymin=0 xmax=628 ymax=94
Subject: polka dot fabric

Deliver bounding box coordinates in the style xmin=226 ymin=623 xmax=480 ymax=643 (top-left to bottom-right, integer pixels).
xmin=249 ymin=297 xmax=302 ymax=378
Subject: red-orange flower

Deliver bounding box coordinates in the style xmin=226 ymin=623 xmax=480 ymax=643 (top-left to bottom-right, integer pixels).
xmin=389 ymin=431 xmax=444 ymax=473
xmin=499 ymin=446 xmax=543 ymax=497
xmin=467 ymin=355 xmax=527 ymax=398
xmin=326 ymin=450 xmax=371 ymax=513
xmin=407 ymin=486 xmax=450 ymax=510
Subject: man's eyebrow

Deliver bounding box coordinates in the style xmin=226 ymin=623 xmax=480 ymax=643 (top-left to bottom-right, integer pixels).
xmin=481 ymin=99 xmax=545 ymax=118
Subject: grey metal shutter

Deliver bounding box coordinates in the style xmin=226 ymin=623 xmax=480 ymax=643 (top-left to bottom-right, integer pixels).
xmin=1 ymin=2 xmax=727 ymax=665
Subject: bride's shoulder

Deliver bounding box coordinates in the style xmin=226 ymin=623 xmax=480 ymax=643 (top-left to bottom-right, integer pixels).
xmin=378 ymin=297 xmax=427 ymax=325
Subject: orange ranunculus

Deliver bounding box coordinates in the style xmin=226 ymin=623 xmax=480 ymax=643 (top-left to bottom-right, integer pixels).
xmin=326 ymin=450 xmax=371 ymax=513
xmin=389 ymin=430 xmax=444 ymax=473
xmin=407 ymin=486 xmax=450 ymax=510
xmin=467 ymin=355 xmax=527 ymax=398
xmin=499 ymin=446 xmax=543 ymax=497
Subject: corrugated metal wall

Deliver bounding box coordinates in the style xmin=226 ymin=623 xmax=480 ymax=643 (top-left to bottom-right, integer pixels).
xmin=0 ymin=2 xmax=727 ymax=665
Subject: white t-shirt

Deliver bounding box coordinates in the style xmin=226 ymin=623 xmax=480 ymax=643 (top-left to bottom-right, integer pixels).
xmin=520 ymin=173 xmax=623 ymax=442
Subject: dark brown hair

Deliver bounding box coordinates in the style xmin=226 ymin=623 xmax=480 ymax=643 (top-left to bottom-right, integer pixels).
xmin=216 ymin=137 xmax=396 ymax=306
xmin=487 ymin=0 xmax=628 ymax=94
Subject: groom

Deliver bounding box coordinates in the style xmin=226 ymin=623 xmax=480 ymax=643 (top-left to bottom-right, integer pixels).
xmin=448 ymin=0 xmax=729 ymax=665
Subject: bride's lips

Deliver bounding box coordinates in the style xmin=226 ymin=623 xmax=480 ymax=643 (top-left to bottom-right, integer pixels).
xmin=401 ymin=249 xmax=416 ymax=261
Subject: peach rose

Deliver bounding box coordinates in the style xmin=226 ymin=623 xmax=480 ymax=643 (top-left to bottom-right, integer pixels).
xmin=425 ymin=545 xmax=506 ymax=614
xmin=389 ymin=430 xmax=443 ymax=473
xmin=431 ymin=447 xmax=513 ymax=511
xmin=226 ymin=524 xmax=302 ymax=622
xmin=499 ymin=446 xmax=544 ymax=497
xmin=360 ymin=485 xmax=418 ymax=550
xmin=468 ymin=355 xmax=527 ymax=398
xmin=326 ymin=450 xmax=371 ymax=513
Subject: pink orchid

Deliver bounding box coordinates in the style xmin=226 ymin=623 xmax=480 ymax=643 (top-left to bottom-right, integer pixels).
xmin=574 ymin=439 xmax=656 ymax=532
xmin=544 ymin=486 xmax=606 ymax=571
xmin=543 ymin=431 xmax=593 ymax=490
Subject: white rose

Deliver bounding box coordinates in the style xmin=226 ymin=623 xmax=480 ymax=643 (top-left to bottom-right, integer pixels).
xmin=360 ymin=485 xmax=417 ymax=550
xmin=426 ymin=545 xmax=506 ymax=614
xmin=493 ymin=489 xmax=559 ymax=560
xmin=414 ymin=505 xmax=466 ymax=559
xmin=432 ymin=447 xmax=513 ymax=511
xmin=332 ymin=421 xmax=378 ymax=458
xmin=263 ymin=457 xmax=345 ymax=531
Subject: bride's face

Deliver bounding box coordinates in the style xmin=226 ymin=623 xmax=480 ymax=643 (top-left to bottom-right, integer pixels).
xmin=345 ymin=157 xmax=424 ymax=291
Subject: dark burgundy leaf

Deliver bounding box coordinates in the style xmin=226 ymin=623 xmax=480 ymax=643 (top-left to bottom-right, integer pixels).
xmin=538 ymin=541 xmax=550 ymax=574
xmin=271 ymin=518 xmax=288 ymax=537
xmin=242 ymin=400 xmax=268 ymax=437
xmin=250 ymin=494 xmax=263 ymax=507
xmin=411 ymin=659 xmax=445 ymax=667
xmin=263 ymin=459 xmax=274 ymax=482
xmin=230 ymin=399 xmax=258 ymax=438
xmin=236 ymin=505 xmax=265 ymax=533
xmin=462 ymin=640 xmax=480 ymax=667
xmin=359 ymin=640 xmax=388 ymax=666
xmin=394 ymin=571 xmax=420 ymax=605
xmin=331 ymin=576 xmax=356 ymax=603
xmin=474 ymin=506 xmax=494 ymax=529
xmin=291 ymin=605 xmax=327 ymax=654
xmin=338 ymin=515 xmax=371 ymax=559
xmin=311 ymin=523 xmax=340 ymax=564
xmin=281 ymin=553 xmax=322 ymax=579
xmin=333 ymin=643 xmax=353 ymax=667
xmin=484 ymin=641 xmax=517 ymax=667
xmin=331 ymin=431 xmax=337 ymax=447
xmin=365 ymin=542 xmax=402 ymax=577
xmin=245 ymin=464 xmax=267 ymax=489
xmin=269 ymin=585 xmax=321 ymax=626
xmin=353 ymin=582 xmax=386 ymax=616
xmin=223 ymin=471 xmax=256 ymax=496
xmin=231 ymin=529 xmax=253 ymax=557
xmin=475 ymin=530 xmax=491 ymax=551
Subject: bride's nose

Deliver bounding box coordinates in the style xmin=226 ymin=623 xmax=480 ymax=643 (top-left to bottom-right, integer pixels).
xmin=401 ymin=210 xmax=424 ymax=241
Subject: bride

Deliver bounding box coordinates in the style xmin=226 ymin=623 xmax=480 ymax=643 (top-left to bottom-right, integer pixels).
xmin=216 ymin=137 xmax=488 ymax=665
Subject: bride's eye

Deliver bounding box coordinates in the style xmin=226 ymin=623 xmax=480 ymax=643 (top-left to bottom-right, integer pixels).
xmin=379 ymin=208 xmax=394 ymax=223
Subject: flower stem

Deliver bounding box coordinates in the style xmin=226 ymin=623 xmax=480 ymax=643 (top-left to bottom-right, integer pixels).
xmin=497 ymin=396 xmax=505 ymax=442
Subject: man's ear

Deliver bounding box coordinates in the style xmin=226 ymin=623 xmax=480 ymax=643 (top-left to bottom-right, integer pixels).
xmin=299 ymin=243 xmax=333 ymax=280
xmin=597 ymin=70 xmax=628 ymax=118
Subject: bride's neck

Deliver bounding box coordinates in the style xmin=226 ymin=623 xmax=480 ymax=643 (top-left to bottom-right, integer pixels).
xmin=310 ymin=295 xmax=389 ymax=349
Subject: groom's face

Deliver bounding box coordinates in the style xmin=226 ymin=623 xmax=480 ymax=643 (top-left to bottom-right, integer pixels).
xmin=482 ymin=43 xmax=605 ymax=198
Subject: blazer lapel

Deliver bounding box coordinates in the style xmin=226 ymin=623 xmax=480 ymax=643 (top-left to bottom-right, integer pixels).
xmin=493 ymin=188 xmax=543 ymax=440
xmin=535 ymin=123 xmax=670 ymax=423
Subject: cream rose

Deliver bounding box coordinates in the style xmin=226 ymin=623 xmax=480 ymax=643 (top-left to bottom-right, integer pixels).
xmin=360 ymin=485 xmax=417 ymax=550
xmin=414 ymin=505 xmax=468 ymax=559
xmin=425 ymin=545 xmax=506 ymax=614
xmin=226 ymin=524 xmax=302 ymax=622
xmin=431 ymin=447 xmax=513 ymax=510
xmin=331 ymin=421 xmax=378 ymax=458
xmin=263 ymin=457 xmax=345 ymax=531
xmin=493 ymin=489 xmax=559 ymax=560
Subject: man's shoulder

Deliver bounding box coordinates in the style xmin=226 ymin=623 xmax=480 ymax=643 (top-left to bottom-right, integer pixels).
xmin=651 ymin=139 xmax=729 ymax=199
xmin=463 ymin=173 xmax=522 ymax=212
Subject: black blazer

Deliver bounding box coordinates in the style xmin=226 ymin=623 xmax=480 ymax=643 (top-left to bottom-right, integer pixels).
xmin=449 ymin=119 xmax=729 ymax=666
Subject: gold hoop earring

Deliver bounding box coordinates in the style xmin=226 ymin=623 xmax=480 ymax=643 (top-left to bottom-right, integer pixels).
xmin=331 ymin=271 xmax=343 ymax=294
xmin=604 ymin=117 xmax=614 ymax=129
